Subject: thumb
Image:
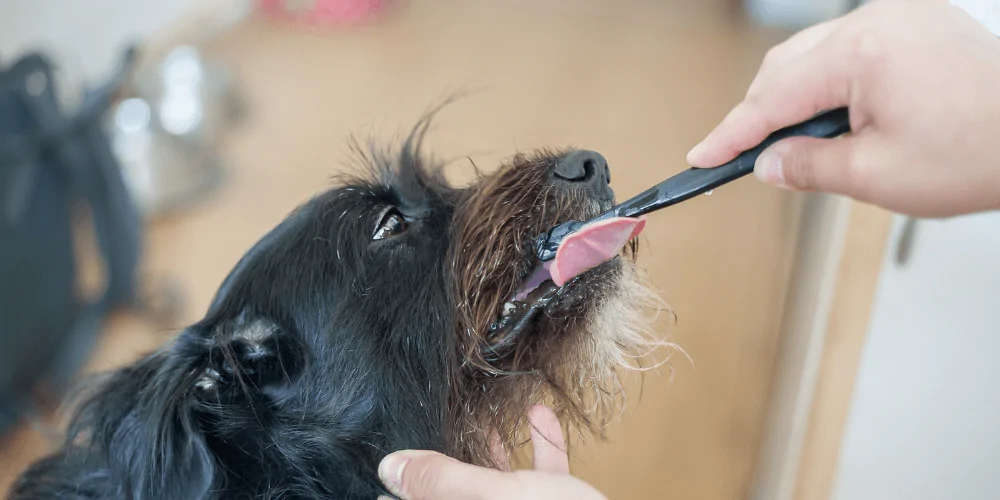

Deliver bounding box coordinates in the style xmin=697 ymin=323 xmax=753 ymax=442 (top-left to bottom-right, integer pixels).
xmin=379 ymin=450 xmax=505 ymax=500
xmin=754 ymin=135 xmax=860 ymax=193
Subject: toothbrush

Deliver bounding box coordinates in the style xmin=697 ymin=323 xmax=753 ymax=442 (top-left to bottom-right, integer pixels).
xmin=535 ymin=106 xmax=852 ymax=263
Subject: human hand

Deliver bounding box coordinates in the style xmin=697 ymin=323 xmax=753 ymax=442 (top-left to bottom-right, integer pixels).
xmin=377 ymin=405 xmax=606 ymax=500
xmin=687 ymin=0 xmax=1000 ymax=217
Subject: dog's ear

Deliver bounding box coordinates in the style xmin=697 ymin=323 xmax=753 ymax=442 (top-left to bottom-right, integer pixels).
xmin=65 ymin=346 xmax=216 ymax=500
xmin=105 ymin=320 xmax=303 ymax=499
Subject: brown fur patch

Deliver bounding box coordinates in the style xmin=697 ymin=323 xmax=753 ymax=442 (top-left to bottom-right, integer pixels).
xmin=443 ymin=151 xmax=676 ymax=467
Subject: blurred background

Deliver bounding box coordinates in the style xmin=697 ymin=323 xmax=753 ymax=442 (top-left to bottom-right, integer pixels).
xmin=2 ymin=1 xmax=998 ymax=499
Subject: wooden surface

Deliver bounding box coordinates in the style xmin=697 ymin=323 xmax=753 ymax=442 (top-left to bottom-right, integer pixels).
xmin=2 ymin=2 xmax=807 ymax=498
xmin=793 ymin=202 xmax=894 ymax=500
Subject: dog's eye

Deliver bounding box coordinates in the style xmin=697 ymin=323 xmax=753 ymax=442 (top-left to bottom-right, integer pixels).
xmin=373 ymin=208 xmax=408 ymax=240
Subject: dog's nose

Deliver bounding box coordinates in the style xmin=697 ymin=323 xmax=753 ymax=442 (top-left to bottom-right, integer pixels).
xmin=550 ymin=150 xmax=613 ymax=200
xmin=551 ymin=150 xmax=611 ymax=185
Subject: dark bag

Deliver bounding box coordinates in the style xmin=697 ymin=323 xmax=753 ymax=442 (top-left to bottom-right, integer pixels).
xmin=0 ymin=49 xmax=141 ymax=436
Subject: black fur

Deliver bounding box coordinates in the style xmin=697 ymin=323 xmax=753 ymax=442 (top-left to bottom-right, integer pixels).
xmin=9 ymin=117 xmax=638 ymax=499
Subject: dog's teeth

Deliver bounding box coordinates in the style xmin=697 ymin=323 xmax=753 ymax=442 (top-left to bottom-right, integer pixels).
xmin=502 ymin=302 xmax=515 ymax=317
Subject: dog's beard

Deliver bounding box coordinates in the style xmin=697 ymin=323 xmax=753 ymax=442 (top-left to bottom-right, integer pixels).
xmin=445 ymin=151 xmax=676 ymax=468
xmin=9 ymin=111 xmax=686 ymax=499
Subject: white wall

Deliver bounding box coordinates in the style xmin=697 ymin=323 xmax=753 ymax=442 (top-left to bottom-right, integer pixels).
xmin=831 ymin=212 xmax=1000 ymax=500
xmin=745 ymin=0 xmax=1000 ymax=35
xmin=0 ymin=0 xmax=246 ymax=95
xmin=745 ymin=0 xmax=853 ymax=28
xmin=1 ymin=0 xmax=203 ymax=83
xmin=951 ymin=0 xmax=1000 ymax=36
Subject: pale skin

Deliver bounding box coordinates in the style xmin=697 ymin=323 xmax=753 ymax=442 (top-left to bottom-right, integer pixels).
xmin=688 ymin=0 xmax=1000 ymax=217
xmin=378 ymin=1 xmax=1000 ymax=498
xmin=377 ymin=405 xmax=607 ymax=500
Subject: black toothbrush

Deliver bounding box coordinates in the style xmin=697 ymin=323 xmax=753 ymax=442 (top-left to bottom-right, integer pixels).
xmin=535 ymin=106 xmax=852 ymax=261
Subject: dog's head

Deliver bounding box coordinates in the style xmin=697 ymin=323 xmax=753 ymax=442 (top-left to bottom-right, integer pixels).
xmin=16 ymin=115 xmax=669 ymax=499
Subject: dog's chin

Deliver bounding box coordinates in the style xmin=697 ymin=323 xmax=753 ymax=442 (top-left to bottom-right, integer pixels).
xmin=470 ymin=252 xmax=669 ymax=465
xmin=446 ymin=152 xmax=675 ymax=467
xmin=480 ymin=222 xmax=669 ymax=427
xmin=482 ymin=256 xmax=628 ymax=359
xmin=578 ymin=262 xmax=669 ymax=377
xmin=480 ymin=198 xmax=644 ymax=364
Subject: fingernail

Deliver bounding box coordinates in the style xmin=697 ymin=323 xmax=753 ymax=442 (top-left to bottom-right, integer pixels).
xmin=755 ymin=148 xmax=786 ymax=186
xmin=379 ymin=452 xmax=411 ymax=498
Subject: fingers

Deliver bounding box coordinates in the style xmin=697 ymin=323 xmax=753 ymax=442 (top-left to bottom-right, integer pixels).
xmin=747 ymin=18 xmax=839 ymax=97
xmin=754 ymin=134 xmax=866 ymax=195
xmin=378 ymin=405 xmax=571 ymax=499
xmin=527 ymin=405 xmax=570 ymax=475
xmin=379 ymin=450 xmax=503 ymax=500
xmin=688 ymin=20 xmax=854 ymax=168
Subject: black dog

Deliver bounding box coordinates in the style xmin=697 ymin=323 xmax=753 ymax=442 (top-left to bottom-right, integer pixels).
xmin=9 ymin=115 xmax=667 ymax=499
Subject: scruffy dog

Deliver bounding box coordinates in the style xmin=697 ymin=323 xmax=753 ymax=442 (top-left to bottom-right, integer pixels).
xmin=9 ymin=114 xmax=668 ymax=499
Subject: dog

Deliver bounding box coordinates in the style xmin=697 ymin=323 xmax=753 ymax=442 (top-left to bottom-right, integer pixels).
xmin=9 ymin=113 xmax=669 ymax=499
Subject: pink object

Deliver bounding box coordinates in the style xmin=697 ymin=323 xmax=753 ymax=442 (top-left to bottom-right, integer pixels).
xmin=514 ymin=261 xmax=555 ymax=301
xmin=257 ymin=0 xmax=386 ymax=26
xmin=550 ymin=217 xmax=646 ymax=286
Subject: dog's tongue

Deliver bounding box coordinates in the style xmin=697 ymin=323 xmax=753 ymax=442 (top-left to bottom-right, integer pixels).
xmin=550 ymin=217 xmax=645 ymax=286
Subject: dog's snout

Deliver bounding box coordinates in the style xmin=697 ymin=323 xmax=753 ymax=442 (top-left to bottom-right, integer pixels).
xmin=550 ymin=150 xmax=613 ymax=200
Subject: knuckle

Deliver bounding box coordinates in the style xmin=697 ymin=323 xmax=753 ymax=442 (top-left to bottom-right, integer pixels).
xmin=403 ymin=461 xmax=442 ymax=498
xmin=782 ymin=147 xmax=811 ymax=189
xmin=745 ymin=99 xmax=780 ymax=137
xmin=745 ymin=73 xmax=766 ymax=99
xmin=761 ymin=45 xmax=784 ymax=67
xmin=750 ymin=49 xmax=785 ymax=97
xmin=739 ymin=97 xmax=763 ymax=124
xmin=838 ymin=20 xmax=884 ymax=69
xmin=851 ymin=30 xmax=882 ymax=61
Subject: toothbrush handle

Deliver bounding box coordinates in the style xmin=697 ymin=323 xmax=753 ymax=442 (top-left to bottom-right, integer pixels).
xmin=608 ymin=106 xmax=852 ymax=219
xmin=535 ymin=107 xmax=852 ymax=262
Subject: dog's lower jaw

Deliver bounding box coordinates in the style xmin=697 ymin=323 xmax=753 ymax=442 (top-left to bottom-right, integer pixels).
xmin=455 ymin=259 xmax=672 ymax=470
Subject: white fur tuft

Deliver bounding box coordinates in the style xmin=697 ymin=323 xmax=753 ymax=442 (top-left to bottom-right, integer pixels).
xmin=569 ymin=262 xmax=689 ymax=427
